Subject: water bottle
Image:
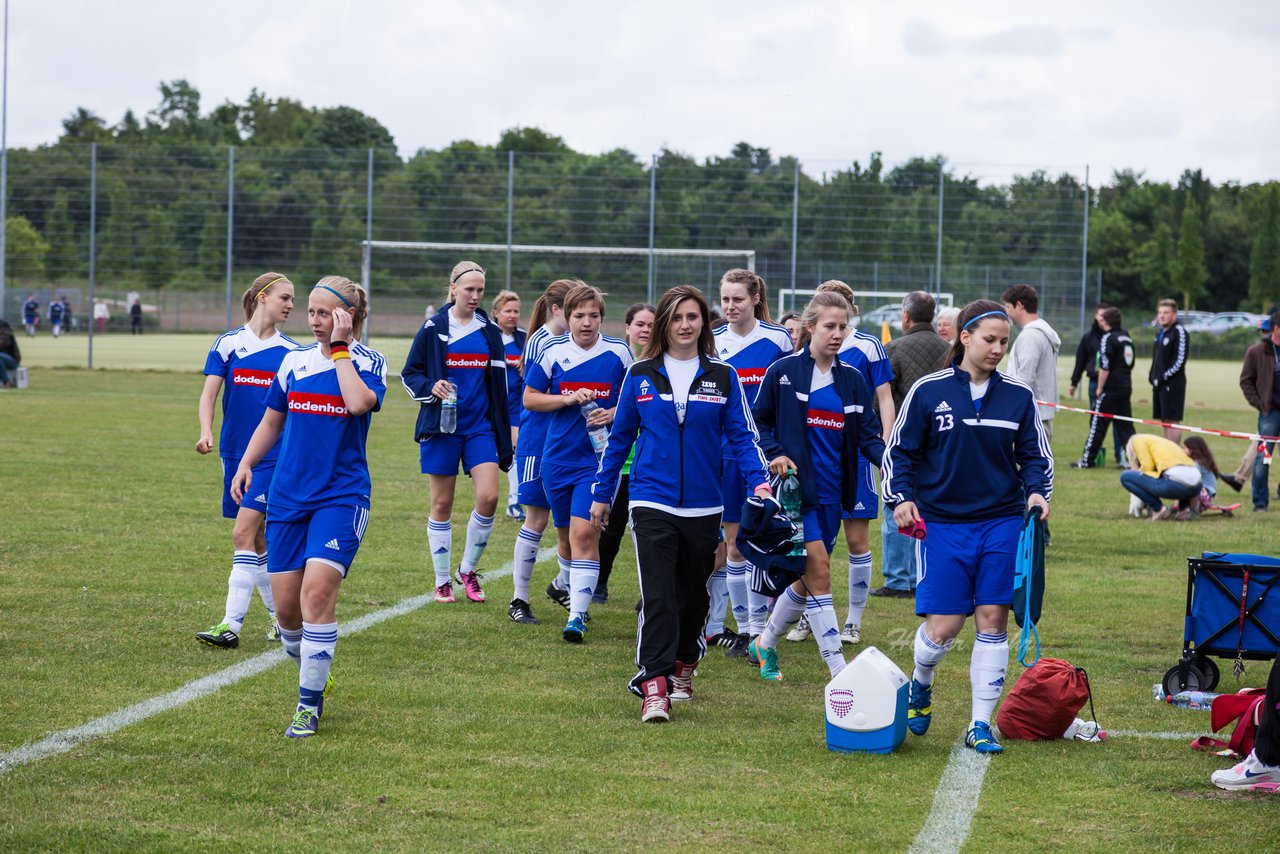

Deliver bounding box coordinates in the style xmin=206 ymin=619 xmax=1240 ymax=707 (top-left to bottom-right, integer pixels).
xmin=779 ymin=470 xmax=806 ymax=556
xmin=440 ymin=385 xmax=457 ymax=434
xmin=580 ymin=400 xmax=609 ymax=461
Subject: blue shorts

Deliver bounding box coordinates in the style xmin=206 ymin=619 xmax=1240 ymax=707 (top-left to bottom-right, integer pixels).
xmin=515 ymin=454 xmax=551 ymax=509
xmin=266 ymin=503 xmax=370 ymax=577
xmin=542 ymin=462 xmax=598 ymax=527
xmin=721 ymin=459 xmax=747 ymax=524
xmin=420 ymin=431 xmax=498 ymax=476
xmin=841 ymin=458 xmax=880 ymax=520
xmin=914 ymin=515 xmax=1021 ymax=617
xmin=222 ymin=458 xmax=274 ymax=519
xmin=802 ymin=505 xmax=842 ymax=553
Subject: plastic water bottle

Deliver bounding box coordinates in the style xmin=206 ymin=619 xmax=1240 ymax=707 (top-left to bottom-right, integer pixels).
xmin=580 ymin=400 xmax=609 ymax=461
xmin=440 ymin=385 xmax=458 ymax=434
xmin=779 ymin=470 xmax=805 ymax=556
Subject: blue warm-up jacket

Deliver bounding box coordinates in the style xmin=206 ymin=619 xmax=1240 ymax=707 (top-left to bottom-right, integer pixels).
xmin=752 ymin=347 xmax=886 ymax=514
xmin=882 ymin=365 xmax=1053 ymax=522
xmin=591 ymin=354 xmax=769 ymax=515
xmin=401 ymin=304 xmax=513 ymax=471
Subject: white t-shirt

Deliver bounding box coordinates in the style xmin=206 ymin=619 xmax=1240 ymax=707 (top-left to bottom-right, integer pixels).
xmin=449 ymin=310 xmax=484 ymax=339
xmin=811 ymin=364 xmax=834 ymax=392
xmin=664 ymin=354 xmax=700 ymax=424
xmin=970 ymin=379 xmax=989 ymax=402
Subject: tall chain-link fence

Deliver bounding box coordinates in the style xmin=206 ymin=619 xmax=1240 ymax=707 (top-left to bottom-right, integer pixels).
xmin=0 ymin=144 xmax=1092 ymax=360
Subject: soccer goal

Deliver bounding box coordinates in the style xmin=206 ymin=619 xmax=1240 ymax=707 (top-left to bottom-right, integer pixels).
xmin=776 ymin=288 xmax=954 ymax=329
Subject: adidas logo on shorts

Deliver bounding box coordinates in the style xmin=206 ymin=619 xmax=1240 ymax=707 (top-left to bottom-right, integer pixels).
xmin=324 ymin=538 xmax=341 ymax=550
xmin=254 ymin=494 xmax=267 ymax=503
xmin=934 ymin=400 xmax=952 ymax=413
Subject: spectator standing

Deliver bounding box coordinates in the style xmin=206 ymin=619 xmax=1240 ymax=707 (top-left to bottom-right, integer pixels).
xmin=935 ymin=306 xmax=959 ymax=343
xmin=93 ymin=300 xmax=110 ymax=333
xmin=1069 ymin=303 xmax=1123 ymax=464
xmin=1074 ymin=307 xmax=1136 ymax=469
xmin=130 ymin=297 xmax=144 ymax=335
xmin=1150 ymin=298 xmax=1190 ymax=443
xmin=1239 ymin=311 xmax=1280 ymax=511
xmin=875 ymin=291 xmax=949 ymax=598
xmin=1002 ymin=284 xmax=1061 ymax=441
xmin=48 ymin=296 xmax=66 ymax=338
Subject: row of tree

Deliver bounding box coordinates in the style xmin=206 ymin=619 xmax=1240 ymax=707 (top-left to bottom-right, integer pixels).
xmin=4 ymin=80 xmax=1278 ymax=312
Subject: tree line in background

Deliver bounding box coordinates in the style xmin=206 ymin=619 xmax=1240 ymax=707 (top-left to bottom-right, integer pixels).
xmin=4 ymin=80 xmax=1279 ymax=314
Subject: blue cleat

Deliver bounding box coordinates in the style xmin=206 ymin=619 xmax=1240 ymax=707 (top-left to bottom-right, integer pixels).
xmin=562 ymin=616 xmax=587 ymax=644
xmin=285 ymin=706 xmax=318 ymax=738
xmin=966 ymin=721 xmax=1004 ymax=754
xmin=907 ymin=678 xmax=933 ymax=735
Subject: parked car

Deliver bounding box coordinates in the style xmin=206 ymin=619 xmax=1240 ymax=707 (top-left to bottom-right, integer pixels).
xmin=1210 ymin=311 xmax=1266 ymax=331
xmin=856 ymin=304 xmax=905 ymax=331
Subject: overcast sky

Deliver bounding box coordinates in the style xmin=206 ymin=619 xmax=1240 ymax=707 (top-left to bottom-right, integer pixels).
xmin=8 ymin=0 xmax=1279 ymax=184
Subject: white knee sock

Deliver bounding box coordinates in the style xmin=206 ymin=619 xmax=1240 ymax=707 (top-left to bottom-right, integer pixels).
xmin=459 ymin=510 xmax=495 ymax=577
xmin=569 ymin=560 xmax=599 ymax=619
xmin=513 ymin=526 xmax=542 ymax=602
xmin=299 ymin=621 xmax=337 ymax=712
xmin=746 ymin=568 xmax=772 ymax=636
xmin=224 ymin=551 xmax=257 ymax=632
xmin=725 ymin=559 xmax=750 ymax=634
xmin=805 ymin=595 xmax=847 ymax=676
xmin=428 ymin=518 xmax=452 ymax=586
xmin=255 ymin=552 xmax=276 ymax=617
xmin=970 ymin=631 xmax=1009 ymax=725
xmin=761 ymin=587 xmax=806 ymax=648
xmin=507 ymin=470 xmax=519 ymax=508
xmin=553 ymin=553 xmax=571 ymax=591
xmin=912 ymin=623 xmax=955 ymax=687
xmin=705 ymin=568 xmax=729 ymax=636
xmin=846 ymin=551 xmax=872 ymax=627
xmin=279 ymin=625 xmax=303 ymax=666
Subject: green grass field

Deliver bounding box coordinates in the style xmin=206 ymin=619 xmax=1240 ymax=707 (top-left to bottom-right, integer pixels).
xmin=0 ymin=355 xmax=1276 ymax=852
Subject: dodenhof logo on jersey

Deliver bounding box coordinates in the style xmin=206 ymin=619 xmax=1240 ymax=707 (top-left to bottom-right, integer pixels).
xmin=232 ymin=369 xmax=276 ymax=388
xmin=504 ymin=354 xmax=522 ymax=368
xmin=736 ymin=367 xmax=767 ymax=385
xmin=287 ymin=392 xmax=349 ymax=417
xmin=559 ymin=382 xmax=611 ymax=399
xmin=806 ymin=409 xmax=843 ymax=430
xmin=446 ymin=353 xmax=489 ymax=370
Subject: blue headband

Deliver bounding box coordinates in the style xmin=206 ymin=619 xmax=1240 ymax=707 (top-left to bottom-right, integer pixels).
xmin=963 ymin=310 xmax=1009 ymax=331
xmin=316 ymin=284 xmax=353 ymax=307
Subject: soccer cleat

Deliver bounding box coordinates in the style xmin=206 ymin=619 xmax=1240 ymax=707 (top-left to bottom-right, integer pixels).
xmin=725 ymin=632 xmax=750 ymax=659
xmin=1063 ymin=717 xmax=1107 ymax=743
xmin=196 ymin=622 xmax=240 ymax=649
xmin=749 ymin=637 xmax=783 ymax=682
xmin=907 ymin=678 xmax=933 ymax=735
xmin=508 ymin=598 xmax=539 ymax=624
xmin=1211 ymin=750 xmax=1280 ymax=791
xmin=1070 ymin=460 xmax=1092 ymax=469
xmin=640 ymin=676 xmax=671 ymax=723
xmin=546 ymin=582 xmax=571 ymax=612
xmin=506 ymin=503 xmax=526 ymax=521
xmin=265 ymin=620 xmax=281 ymax=642
xmin=840 ymin=623 xmax=861 ymax=645
xmin=434 ymin=582 xmax=456 ymax=603
xmin=747 ymin=635 xmax=762 ymax=666
xmin=317 ymin=672 xmax=335 ymax=719
xmin=670 ymin=661 xmax=696 ymax=701
xmin=591 ymin=587 xmax=609 ymax=605
xmin=285 ymin=706 xmax=319 ymax=738
xmin=460 ymin=571 xmax=486 ymax=603
xmin=562 ymin=615 xmax=587 ymax=643
xmin=786 ymin=616 xmax=812 ymax=642
xmin=706 ymin=630 xmax=737 ymax=649
xmin=965 ymin=721 xmax=1004 ymax=754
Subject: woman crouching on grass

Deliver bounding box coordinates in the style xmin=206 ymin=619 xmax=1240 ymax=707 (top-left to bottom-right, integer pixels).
xmin=590 ymin=286 xmax=771 ymax=722
xmin=232 ymin=276 xmax=387 ymax=738
xmin=747 ymin=291 xmax=886 ymax=683
xmin=882 ymin=299 xmax=1052 ymax=755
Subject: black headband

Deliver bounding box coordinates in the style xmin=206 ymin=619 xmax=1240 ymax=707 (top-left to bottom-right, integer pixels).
xmin=451 ymin=267 xmax=484 ymax=283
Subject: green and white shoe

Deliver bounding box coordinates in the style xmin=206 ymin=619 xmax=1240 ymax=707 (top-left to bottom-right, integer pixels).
xmin=196 ymin=621 xmax=240 ymax=649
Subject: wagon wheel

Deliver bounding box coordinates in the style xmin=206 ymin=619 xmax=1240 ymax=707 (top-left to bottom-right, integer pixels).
xmin=1162 ymin=663 xmax=1206 ymax=696
xmin=1193 ymin=656 xmax=1221 ymax=691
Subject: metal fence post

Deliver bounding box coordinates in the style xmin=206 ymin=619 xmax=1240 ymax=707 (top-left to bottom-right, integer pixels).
xmin=506 ymin=150 xmax=514 ymax=291
xmin=87 ymin=142 xmax=97 ymax=369
xmin=224 ymin=145 xmax=235 ymax=330
xmin=647 ymin=154 xmax=656 ymax=305
xmin=0 ymin=0 xmax=8 ymax=320
xmin=935 ymin=161 xmax=945 ymax=296
xmin=1079 ymin=164 xmax=1090 ymax=339
xmin=363 ymin=147 xmax=374 ymax=344
xmin=789 ymin=159 xmax=799 ymax=299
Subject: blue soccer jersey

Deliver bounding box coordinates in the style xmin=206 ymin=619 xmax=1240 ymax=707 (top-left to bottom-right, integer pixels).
xmin=839 ymin=329 xmax=893 ymax=391
xmin=503 ymin=329 xmax=524 ymax=423
xmin=806 ymin=368 xmax=845 ymax=504
xmin=263 ymin=342 xmax=387 ymax=518
xmin=525 ymin=333 xmax=633 ymax=471
xmin=204 ymin=326 xmax=299 ymax=461
xmin=713 ymin=320 xmax=794 ymax=407
xmin=445 ymin=314 xmax=492 ymax=436
xmin=517 ymin=326 xmax=559 ymax=453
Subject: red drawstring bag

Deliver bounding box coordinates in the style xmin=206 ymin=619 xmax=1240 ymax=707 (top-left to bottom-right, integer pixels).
xmin=996 ymin=658 xmax=1095 ymax=740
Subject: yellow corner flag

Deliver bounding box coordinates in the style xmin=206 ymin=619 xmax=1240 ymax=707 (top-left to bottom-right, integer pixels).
xmin=881 ymin=321 xmax=892 ymax=345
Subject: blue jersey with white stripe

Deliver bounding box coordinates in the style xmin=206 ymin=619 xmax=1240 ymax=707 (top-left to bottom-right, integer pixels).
xmin=503 ymin=329 xmax=525 ymax=422
xmin=713 ymin=320 xmax=794 ymax=407
xmin=806 ymin=370 xmax=845 ymax=503
xmin=203 ymin=326 xmax=298 ymax=461
xmin=517 ymin=325 xmax=559 ymax=455
xmin=444 ymin=315 xmax=492 ymax=436
xmin=525 ymin=333 xmax=633 ymax=471
xmin=263 ymin=342 xmax=387 ymax=518
xmin=882 ymin=366 xmax=1052 ymax=522
xmin=840 ymin=329 xmax=893 ymax=390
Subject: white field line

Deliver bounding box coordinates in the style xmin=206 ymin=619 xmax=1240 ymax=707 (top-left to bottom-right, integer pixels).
xmin=910 ymin=734 xmax=992 ymax=854
xmin=1110 ymin=730 xmax=1207 ymax=740
xmin=0 ymin=547 xmax=557 ymax=775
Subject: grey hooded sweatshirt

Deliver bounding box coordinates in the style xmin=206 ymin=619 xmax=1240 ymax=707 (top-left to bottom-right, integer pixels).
xmin=1007 ymin=317 xmax=1061 ymax=421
